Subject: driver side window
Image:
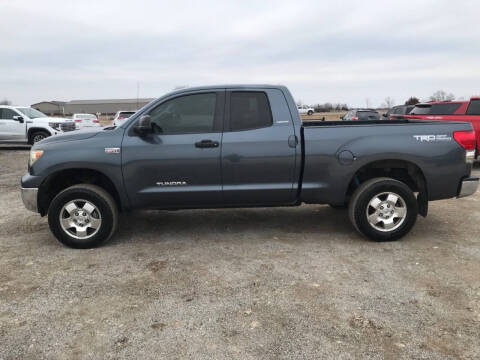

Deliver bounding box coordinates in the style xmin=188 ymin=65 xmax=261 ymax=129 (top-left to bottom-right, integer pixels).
xmin=148 ymin=93 xmax=217 ymax=134
xmin=0 ymin=108 xmax=17 ymax=119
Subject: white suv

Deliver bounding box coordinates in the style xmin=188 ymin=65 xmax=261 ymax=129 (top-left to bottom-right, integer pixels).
xmin=112 ymin=111 xmax=136 ymax=126
xmin=0 ymin=106 xmax=76 ymax=144
xmin=297 ymin=105 xmax=314 ymax=116
xmin=72 ymin=113 xmax=101 ymax=129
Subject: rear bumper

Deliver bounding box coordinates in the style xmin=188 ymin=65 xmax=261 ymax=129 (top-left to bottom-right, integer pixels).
xmin=21 ymin=187 xmax=39 ymax=212
xmin=457 ymin=178 xmax=479 ymax=198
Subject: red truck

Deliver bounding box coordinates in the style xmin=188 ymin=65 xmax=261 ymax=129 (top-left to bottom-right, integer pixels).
xmin=399 ymin=97 xmax=480 ymax=155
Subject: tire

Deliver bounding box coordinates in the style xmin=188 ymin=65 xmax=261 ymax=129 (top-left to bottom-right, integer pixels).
xmin=48 ymin=184 xmax=118 ymax=248
xmin=29 ymin=131 xmax=50 ymax=144
xmin=307 ymin=110 xmax=313 ymax=116
xmin=348 ymin=177 xmax=418 ymax=242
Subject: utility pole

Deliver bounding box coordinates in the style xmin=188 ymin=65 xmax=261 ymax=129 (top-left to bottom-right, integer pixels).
xmin=136 ymin=81 xmax=140 ymax=109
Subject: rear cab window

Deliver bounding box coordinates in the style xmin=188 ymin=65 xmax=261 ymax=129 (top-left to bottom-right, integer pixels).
xmin=410 ymin=104 xmax=431 ymax=115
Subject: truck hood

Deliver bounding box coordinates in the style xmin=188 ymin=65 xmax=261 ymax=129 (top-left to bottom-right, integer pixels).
xmin=32 ymin=117 xmax=74 ymax=124
xmin=37 ymin=127 xmax=102 ymax=145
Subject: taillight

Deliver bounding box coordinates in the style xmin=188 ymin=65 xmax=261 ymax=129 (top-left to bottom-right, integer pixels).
xmin=93 ymin=119 xmax=99 ymax=123
xmin=352 ymin=116 xmax=358 ymax=121
xmin=454 ymin=131 xmax=476 ymax=150
xmin=74 ymin=119 xmax=82 ymax=122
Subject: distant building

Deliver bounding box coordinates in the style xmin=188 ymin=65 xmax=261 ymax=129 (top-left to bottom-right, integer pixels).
xmin=32 ymin=98 xmax=155 ymax=116
xmin=30 ymin=101 xmax=67 ymax=115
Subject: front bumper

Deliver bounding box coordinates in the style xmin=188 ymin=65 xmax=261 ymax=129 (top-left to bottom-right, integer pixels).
xmin=457 ymin=178 xmax=479 ymax=198
xmin=21 ymin=187 xmax=39 ymax=212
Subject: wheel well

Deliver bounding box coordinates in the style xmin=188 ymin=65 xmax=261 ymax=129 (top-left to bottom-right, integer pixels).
xmin=38 ymin=169 xmax=122 ymax=216
xmin=27 ymin=128 xmax=50 ymax=144
xmin=347 ymin=160 xmax=428 ymax=216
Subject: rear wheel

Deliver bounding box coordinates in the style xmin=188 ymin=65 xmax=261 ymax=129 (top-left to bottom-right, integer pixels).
xmin=29 ymin=131 xmax=49 ymax=144
xmin=48 ymin=184 xmax=118 ymax=248
xmin=307 ymin=110 xmax=313 ymax=116
xmin=348 ymin=177 xmax=418 ymax=241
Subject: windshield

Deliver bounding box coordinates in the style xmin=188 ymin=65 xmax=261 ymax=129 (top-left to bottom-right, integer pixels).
xmin=17 ymin=107 xmax=47 ymax=119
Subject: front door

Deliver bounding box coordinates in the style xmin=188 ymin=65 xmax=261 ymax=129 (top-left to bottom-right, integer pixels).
xmin=0 ymin=108 xmax=25 ymax=141
xmin=122 ymin=91 xmax=225 ymax=209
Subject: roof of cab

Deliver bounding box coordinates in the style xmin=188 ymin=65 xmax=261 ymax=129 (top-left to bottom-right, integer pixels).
xmin=164 ymin=84 xmax=288 ymax=97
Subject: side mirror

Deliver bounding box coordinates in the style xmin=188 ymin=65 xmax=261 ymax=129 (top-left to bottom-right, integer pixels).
xmin=134 ymin=115 xmax=152 ymax=135
xmin=13 ymin=115 xmax=24 ymax=123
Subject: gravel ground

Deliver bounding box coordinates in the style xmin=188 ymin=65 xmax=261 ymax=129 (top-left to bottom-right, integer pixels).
xmin=1 ymin=149 xmax=479 ymax=360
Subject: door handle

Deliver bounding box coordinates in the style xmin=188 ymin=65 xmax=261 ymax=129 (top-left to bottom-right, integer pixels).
xmin=288 ymin=135 xmax=298 ymax=148
xmin=195 ymin=139 xmax=219 ymax=148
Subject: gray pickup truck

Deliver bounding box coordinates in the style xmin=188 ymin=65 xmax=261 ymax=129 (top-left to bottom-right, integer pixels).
xmin=21 ymin=85 xmax=478 ymax=248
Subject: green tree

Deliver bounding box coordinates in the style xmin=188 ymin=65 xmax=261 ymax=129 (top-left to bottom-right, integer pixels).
xmin=405 ymin=97 xmax=420 ymax=105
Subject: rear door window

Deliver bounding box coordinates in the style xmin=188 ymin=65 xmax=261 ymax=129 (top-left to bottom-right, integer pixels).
xmin=357 ymin=111 xmax=380 ymax=121
xmin=466 ymin=100 xmax=480 ymax=115
xmin=229 ymin=92 xmax=273 ymax=131
xmin=410 ymin=105 xmax=431 ymax=115
xmin=429 ymin=103 xmax=462 ymax=115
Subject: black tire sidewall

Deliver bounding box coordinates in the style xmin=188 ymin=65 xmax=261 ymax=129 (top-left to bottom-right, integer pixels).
xmin=31 ymin=131 xmax=49 ymax=144
xmin=48 ymin=187 xmax=115 ymax=248
xmin=353 ymin=180 xmax=418 ymax=241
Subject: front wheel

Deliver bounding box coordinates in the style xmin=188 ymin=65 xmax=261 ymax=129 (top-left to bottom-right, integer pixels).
xmin=29 ymin=131 xmax=50 ymax=144
xmin=348 ymin=177 xmax=418 ymax=242
xmin=48 ymin=184 xmax=118 ymax=248
xmin=307 ymin=110 xmax=313 ymax=116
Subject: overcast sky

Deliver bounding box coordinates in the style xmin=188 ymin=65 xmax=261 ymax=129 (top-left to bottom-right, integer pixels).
xmin=1 ymin=0 xmax=479 ymax=107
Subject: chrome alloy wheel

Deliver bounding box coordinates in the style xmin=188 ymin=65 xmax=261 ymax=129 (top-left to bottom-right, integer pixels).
xmin=366 ymin=192 xmax=407 ymax=232
xmin=59 ymin=199 xmax=102 ymax=239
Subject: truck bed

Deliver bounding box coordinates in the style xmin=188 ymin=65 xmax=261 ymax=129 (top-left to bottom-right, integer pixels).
xmin=300 ymin=119 xmax=473 ymax=205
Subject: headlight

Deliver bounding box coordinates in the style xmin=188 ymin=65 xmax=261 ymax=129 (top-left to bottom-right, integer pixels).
xmin=29 ymin=150 xmax=44 ymax=167
xmin=48 ymin=122 xmax=62 ymax=130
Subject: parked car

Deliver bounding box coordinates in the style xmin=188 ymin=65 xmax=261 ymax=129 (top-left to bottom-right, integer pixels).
xmin=402 ymin=97 xmax=480 ymax=156
xmin=72 ymin=113 xmax=100 ymax=129
xmin=112 ymin=111 xmax=136 ymax=126
xmin=297 ymin=105 xmax=314 ymax=116
xmin=21 ymin=85 xmax=477 ymax=248
xmin=342 ymin=109 xmax=380 ymax=121
xmin=383 ymin=105 xmax=415 ymax=120
xmin=0 ymin=106 xmax=76 ymax=144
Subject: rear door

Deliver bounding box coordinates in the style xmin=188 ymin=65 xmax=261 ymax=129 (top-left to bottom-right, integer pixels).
xmin=221 ymin=89 xmax=297 ymax=205
xmin=122 ymin=90 xmax=225 ymax=208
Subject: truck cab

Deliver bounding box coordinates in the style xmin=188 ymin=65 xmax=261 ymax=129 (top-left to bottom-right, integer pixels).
xmin=0 ymin=106 xmax=76 ymax=144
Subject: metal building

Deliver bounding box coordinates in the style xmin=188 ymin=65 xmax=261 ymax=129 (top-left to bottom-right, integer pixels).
xmin=30 ymin=101 xmax=67 ymax=116
xmin=32 ymin=98 xmax=155 ymax=116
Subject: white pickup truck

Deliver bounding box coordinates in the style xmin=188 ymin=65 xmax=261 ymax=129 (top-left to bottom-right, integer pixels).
xmin=297 ymin=105 xmax=315 ymax=116
xmin=0 ymin=106 xmax=76 ymax=144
